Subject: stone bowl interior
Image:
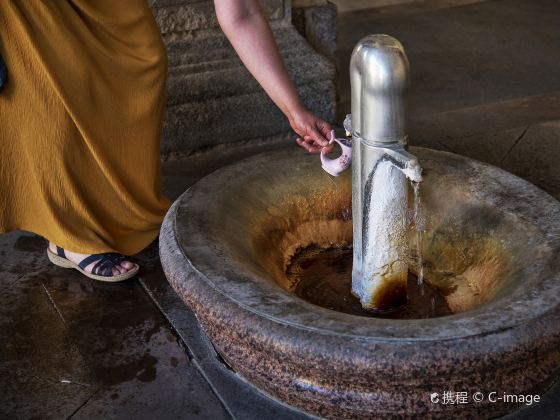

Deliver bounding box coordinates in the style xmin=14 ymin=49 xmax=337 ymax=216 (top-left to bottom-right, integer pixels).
xmin=199 ymin=147 xmax=554 ymax=315
xmin=175 ymin=147 xmax=560 ymax=340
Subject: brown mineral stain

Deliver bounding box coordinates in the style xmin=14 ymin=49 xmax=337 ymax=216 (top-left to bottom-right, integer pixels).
xmin=249 ymin=179 xmax=516 ymax=317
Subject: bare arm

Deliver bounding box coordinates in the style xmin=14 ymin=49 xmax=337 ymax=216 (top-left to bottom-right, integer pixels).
xmin=214 ymin=0 xmax=332 ymax=153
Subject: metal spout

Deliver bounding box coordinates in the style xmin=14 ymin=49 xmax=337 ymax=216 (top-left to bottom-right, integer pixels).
xmin=384 ymin=147 xmax=423 ymax=183
xmin=349 ymin=35 xmax=422 ymax=310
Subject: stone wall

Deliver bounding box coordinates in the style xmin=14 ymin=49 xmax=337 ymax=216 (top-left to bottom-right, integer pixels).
xmin=151 ymin=0 xmax=337 ymax=155
xmin=292 ymin=1 xmax=337 ymax=62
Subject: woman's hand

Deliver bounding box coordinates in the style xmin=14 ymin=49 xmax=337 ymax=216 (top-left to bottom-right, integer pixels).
xmin=289 ymin=107 xmax=334 ymax=154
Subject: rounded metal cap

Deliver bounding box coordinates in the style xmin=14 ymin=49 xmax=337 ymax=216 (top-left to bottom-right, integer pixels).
xmin=350 ymin=34 xmax=409 ymax=143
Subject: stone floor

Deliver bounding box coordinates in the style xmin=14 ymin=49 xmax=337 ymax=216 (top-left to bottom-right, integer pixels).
xmin=2 ymin=0 xmax=560 ymax=418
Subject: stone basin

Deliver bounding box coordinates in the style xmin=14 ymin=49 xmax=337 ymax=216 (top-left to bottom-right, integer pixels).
xmin=159 ymin=146 xmax=560 ymax=419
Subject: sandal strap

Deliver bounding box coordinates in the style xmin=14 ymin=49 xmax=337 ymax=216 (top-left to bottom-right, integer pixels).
xmin=78 ymin=254 xmax=105 ymax=271
xmin=94 ymin=259 xmax=115 ymax=276
xmin=93 ymin=254 xmax=125 ymax=275
xmin=91 ymin=258 xmax=106 ymax=275
xmin=79 ymin=252 xmax=128 ymax=275
xmin=56 ymin=246 xmax=66 ymax=258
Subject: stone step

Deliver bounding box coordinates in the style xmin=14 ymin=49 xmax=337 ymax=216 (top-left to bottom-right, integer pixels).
xmin=165 ymin=26 xmax=334 ymax=104
xmin=166 ymin=25 xmax=319 ymax=70
xmin=153 ymin=0 xmax=287 ymax=34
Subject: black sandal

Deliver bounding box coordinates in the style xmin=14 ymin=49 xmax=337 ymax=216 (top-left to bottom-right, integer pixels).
xmin=47 ymin=246 xmax=139 ymax=282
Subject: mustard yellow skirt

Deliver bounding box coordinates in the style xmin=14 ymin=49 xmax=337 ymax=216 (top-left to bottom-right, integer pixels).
xmin=0 ymin=0 xmax=171 ymax=255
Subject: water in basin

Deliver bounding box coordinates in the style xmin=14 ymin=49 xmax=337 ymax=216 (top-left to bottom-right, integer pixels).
xmin=287 ymin=246 xmax=452 ymax=318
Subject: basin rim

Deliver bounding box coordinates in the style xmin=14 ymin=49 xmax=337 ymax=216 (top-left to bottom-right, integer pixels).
xmin=164 ymin=147 xmax=560 ymax=342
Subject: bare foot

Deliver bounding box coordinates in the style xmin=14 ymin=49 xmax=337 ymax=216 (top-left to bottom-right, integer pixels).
xmin=48 ymin=242 xmax=136 ymax=276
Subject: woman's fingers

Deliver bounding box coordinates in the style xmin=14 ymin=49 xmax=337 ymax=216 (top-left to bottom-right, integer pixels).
xmin=321 ymin=143 xmax=335 ymax=154
xmin=293 ymin=110 xmax=335 ymax=154
xmin=296 ymin=138 xmax=313 ymax=152
xmin=296 ymin=138 xmax=309 ymax=151
xmin=310 ymin=126 xmax=329 ymax=147
xmin=296 ymin=137 xmax=323 ymax=154
xmin=317 ymin=119 xmax=333 ymax=139
xmin=309 ymin=116 xmax=333 ymax=145
xmin=304 ymin=136 xmax=323 ymax=152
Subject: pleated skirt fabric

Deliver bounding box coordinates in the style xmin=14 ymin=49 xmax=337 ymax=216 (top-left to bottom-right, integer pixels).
xmin=0 ymin=0 xmax=171 ymax=255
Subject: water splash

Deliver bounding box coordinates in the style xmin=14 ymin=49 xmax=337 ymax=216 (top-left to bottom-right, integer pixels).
xmin=411 ymin=181 xmax=425 ymax=295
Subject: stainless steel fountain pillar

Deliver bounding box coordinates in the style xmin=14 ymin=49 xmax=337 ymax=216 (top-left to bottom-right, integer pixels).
xmin=347 ymin=34 xmax=423 ymax=310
